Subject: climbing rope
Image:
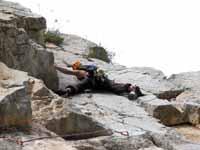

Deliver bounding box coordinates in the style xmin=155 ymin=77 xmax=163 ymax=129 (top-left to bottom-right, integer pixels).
xmin=0 ymin=128 xmax=129 ymax=146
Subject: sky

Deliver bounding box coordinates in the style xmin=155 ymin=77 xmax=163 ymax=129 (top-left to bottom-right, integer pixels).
xmin=10 ymin=0 xmax=200 ymax=76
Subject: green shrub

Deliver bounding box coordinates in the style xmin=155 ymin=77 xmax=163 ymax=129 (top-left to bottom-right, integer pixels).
xmin=44 ymin=30 xmax=64 ymax=46
xmin=88 ymin=46 xmax=115 ymax=63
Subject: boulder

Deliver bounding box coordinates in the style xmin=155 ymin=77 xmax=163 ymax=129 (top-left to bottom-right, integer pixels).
xmin=30 ymin=79 xmax=110 ymax=138
xmin=138 ymin=95 xmax=187 ymax=126
xmin=168 ymin=72 xmax=200 ymax=125
xmin=0 ymin=62 xmax=31 ymax=128
xmin=0 ymin=0 xmax=46 ymax=44
xmin=0 ymin=0 xmax=58 ymax=90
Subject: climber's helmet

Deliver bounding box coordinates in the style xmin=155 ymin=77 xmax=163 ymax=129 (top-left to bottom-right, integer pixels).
xmin=72 ymin=60 xmax=81 ymax=70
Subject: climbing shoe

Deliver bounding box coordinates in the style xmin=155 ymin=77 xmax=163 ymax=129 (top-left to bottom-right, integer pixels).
xmin=134 ymin=86 xmax=144 ymax=97
xmin=127 ymin=86 xmax=144 ymax=100
xmin=63 ymin=87 xmax=72 ymax=97
xmin=128 ymin=91 xmax=138 ymax=100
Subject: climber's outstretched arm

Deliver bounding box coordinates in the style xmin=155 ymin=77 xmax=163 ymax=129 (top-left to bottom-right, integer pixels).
xmin=54 ymin=65 xmax=88 ymax=78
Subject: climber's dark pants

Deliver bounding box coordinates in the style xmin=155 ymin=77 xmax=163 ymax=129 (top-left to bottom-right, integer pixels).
xmin=66 ymin=76 xmax=131 ymax=95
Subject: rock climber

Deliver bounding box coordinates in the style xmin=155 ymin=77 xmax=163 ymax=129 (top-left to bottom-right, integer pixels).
xmin=54 ymin=61 xmax=144 ymax=100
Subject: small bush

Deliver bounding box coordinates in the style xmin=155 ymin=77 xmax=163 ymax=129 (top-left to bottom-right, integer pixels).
xmin=88 ymin=46 xmax=115 ymax=63
xmin=44 ymin=30 xmax=64 ymax=46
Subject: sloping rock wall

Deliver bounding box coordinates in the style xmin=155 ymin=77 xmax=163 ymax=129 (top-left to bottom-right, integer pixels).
xmin=46 ymin=34 xmax=200 ymax=149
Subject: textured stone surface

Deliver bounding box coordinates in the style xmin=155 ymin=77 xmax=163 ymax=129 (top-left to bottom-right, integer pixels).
xmin=0 ymin=62 xmax=31 ymax=128
xmin=1 ymin=1 xmax=200 ymax=149
xmin=150 ymin=129 xmax=200 ymax=150
xmin=61 ymin=34 xmax=97 ymax=55
xmin=0 ymin=123 xmax=77 ymax=150
xmin=0 ymin=0 xmax=46 ymax=44
xmin=107 ymin=67 xmax=184 ymax=98
xmin=138 ymin=95 xmax=188 ymax=126
xmin=0 ymin=0 xmax=58 ymax=90
xmin=69 ymin=93 xmax=167 ymax=136
xmin=69 ymin=135 xmax=164 ymax=150
xmin=168 ymin=71 xmax=200 ymax=91
xmin=168 ymin=72 xmax=200 ymax=125
xmin=31 ymin=79 xmax=109 ymax=138
xmin=175 ymin=125 xmax=200 ymax=144
xmin=49 ymin=33 xmax=200 ymax=148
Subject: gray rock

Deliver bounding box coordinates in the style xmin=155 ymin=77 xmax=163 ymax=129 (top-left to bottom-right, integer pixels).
xmin=1 ymin=2 xmax=200 ymax=149
xmin=0 ymin=0 xmax=46 ymax=44
xmin=30 ymin=79 xmax=110 ymax=138
xmin=0 ymin=123 xmax=77 ymax=150
xmin=61 ymin=34 xmax=97 ymax=55
xmin=29 ymin=78 xmax=195 ymax=149
xmin=138 ymin=95 xmax=187 ymax=125
xmin=63 ymin=134 xmax=164 ymax=150
xmin=108 ymin=67 xmax=184 ymax=98
xmin=168 ymin=72 xmax=200 ymax=125
xmin=48 ymin=33 xmax=200 ymax=147
xmin=0 ymin=62 xmax=31 ymax=128
xmin=68 ymin=93 xmax=196 ymax=149
xmin=69 ymin=93 xmax=167 ymax=137
xmin=138 ymin=148 xmax=164 ymax=150
xmin=150 ymin=129 xmax=200 ymax=150
xmin=184 ymin=102 xmax=200 ymax=125
xmin=0 ymin=1 xmax=59 ymax=90
xmin=103 ymin=135 xmax=157 ymax=150
xmin=168 ymin=71 xmax=200 ymax=91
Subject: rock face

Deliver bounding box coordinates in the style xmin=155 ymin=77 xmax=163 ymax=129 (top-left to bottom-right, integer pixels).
xmin=45 ymin=34 xmax=200 ymax=149
xmin=1 ymin=1 xmax=200 ymax=150
xmin=0 ymin=0 xmax=58 ymax=90
xmin=30 ymin=78 xmax=110 ymax=138
xmin=168 ymin=72 xmax=200 ymax=125
xmin=0 ymin=0 xmax=46 ymax=44
xmin=0 ymin=62 xmax=31 ymax=128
